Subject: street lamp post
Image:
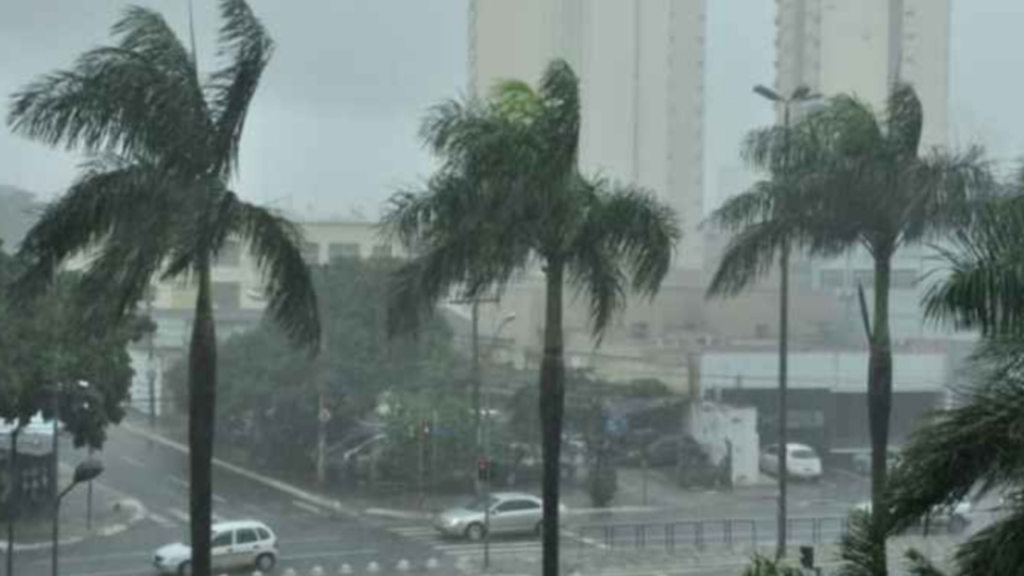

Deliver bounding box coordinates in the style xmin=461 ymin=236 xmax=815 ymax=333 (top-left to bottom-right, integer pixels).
xmin=481 ymin=312 xmax=516 ymax=570
xmin=753 ymin=83 xmax=820 ymax=561
xmin=52 ymin=459 xmax=103 ymax=576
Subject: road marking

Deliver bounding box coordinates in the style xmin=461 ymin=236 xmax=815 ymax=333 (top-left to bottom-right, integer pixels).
xmin=391 ymin=526 xmax=438 ymax=536
xmin=212 ymin=493 xmax=228 ymax=504
xmin=212 ymin=512 xmax=226 ymax=522
xmin=69 ymin=569 xmax=145 ymax=576
xmin=168 ymin=508 xmax=190 ymax=523
xmin=118 ymin=455 xmax=146 ymax=468
xmin=35 ymin=550 xmax=151 ymax=565
xmin=435 ymin=542 xmax=540 ymax=552
xmin=293 ymin=499 xmax=326 ymax=515
xmin=168 ymin=475 xmax=189 ymax=490
xmin=148 ymin=512 xmax=176 ymax=528
xmin=279 ymin=548 xmax=378 ymax=561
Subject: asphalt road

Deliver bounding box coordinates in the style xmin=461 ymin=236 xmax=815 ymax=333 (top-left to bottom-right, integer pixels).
xmin=8 ymin=424 xmax=948 ymax=576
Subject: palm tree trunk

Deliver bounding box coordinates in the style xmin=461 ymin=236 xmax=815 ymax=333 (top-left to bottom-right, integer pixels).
xmin=188 ymin=261 xmax=217 ymax=576
xmin=776 ymin=241 xmax=790 ymax=560
xmin=539 ymin=259 xmax=565 ymax=576
xmin=868 ymin=253 xmax=892 ymax=575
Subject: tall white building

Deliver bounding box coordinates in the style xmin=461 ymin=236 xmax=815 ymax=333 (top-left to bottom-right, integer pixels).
xmin=775 ymin=0 xmax=950 ymax=148
xmin=470 ymin=0 xmax=708 ymax=271
xmin=776 ymin=0 xmax=956 ymax=341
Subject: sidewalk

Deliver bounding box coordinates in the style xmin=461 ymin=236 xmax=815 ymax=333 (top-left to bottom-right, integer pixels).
xmin=0 ymin=463 xmax=145 ymax=551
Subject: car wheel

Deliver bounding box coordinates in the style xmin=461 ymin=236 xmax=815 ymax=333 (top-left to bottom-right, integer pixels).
xmin=465 ymin=523 xmax=486 ymax=541
xmin=255 ymin=553 xmax=276 ymax=572
xmin=177 ymin=561 xmax=191 ymax=576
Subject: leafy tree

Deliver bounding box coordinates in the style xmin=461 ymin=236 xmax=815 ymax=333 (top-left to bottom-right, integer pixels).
xmin=882 ymin=195 xmax=1024 ymax=575
xmin=385 ymin=59 xmax=680 ymax=575
xmin=165 ymin=257 xmax=460 ymax=479
xmin=5 ymin=2 xmax=319 ymax=574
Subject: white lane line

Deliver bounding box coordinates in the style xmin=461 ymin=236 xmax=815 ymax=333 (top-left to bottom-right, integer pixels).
xmin=293 ymin=499 xmax=326 ymax=515
xmin=212 ymin=493 xmax=228 ymax=504
xmin=279 ymin=548 xmax=378 ymax=561
xmin=168 ymin=508 xmax=190 ymax=523
xmin=212 ymin=512 xmax=226 ymax=522
xmin=168 ymin=475 xmax=189 ymax=490
xmin=35 ymin=550 xmax=151 ymax=566
xmin=148 ymin=512 xmax=176 ymax=528
xmin=435 ymin=542 xmax=541 ymax=552
xmin=391 ymin=526 xmax=438 ymax=536
xmin=71 ymin=569 xmax=144 ymax=576
xmin=118 ymin=455 xmax=146 ymax=468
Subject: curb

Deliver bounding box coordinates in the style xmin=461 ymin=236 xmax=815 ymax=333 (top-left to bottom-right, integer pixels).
xmin=121 ymin=423 xmax=361 ymax=518
xmin=0 ymin=499 xmax=146 ymax=552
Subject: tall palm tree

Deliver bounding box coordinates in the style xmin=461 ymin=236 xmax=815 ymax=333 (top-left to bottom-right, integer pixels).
xmin=6 ymin=2 xmax=320 ymax=575
xmin=798 ymin=84 xmax=990 ymax=553
xmin=385 ymin=59 xmax=680 ymax=576
xmin=883 ymin=194 xmax=1024 ymax=575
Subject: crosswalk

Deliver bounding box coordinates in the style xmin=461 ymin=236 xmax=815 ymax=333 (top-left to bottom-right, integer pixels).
xmin=388 ymin=524 xmax=546 ymax=562
xmin=143 ymin=498 xmax=333 ymax=529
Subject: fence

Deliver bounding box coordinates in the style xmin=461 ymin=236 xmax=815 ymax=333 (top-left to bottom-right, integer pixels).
xmin=575 ymin=516 xmax=852 ymax=555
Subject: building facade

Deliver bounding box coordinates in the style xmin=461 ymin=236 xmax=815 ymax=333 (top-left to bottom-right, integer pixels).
xmin=471 ymin=0 xmax=707 ymax=271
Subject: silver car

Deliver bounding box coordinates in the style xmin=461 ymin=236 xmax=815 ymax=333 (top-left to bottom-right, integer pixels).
xmin=433 ymin=492 xmax=545 ymax=540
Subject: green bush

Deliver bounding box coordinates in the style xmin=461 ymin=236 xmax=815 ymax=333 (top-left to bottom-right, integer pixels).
xmin=740 ymin=555 xmax=803 ymax=576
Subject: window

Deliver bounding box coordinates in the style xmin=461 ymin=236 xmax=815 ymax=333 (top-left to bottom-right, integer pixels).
xmin=497 ymin=499 xmax=539 ymax=513
xmin=328 ymin=242 xmax=361 ymax=261
xmin=236 ymin=529 xmax=258 ymax=545
xmin=891 ymin=269 xmax=918 ymax=290
xmin=819 ymin=269 xmax=844 ymax=290
xmin=217 ymin=240 xmax=241 ymax=267
xmin=212 ymin=532 xmax=233 ymax=548
xmin=301 ymin=242 xmax=320 ymax=264
xmin=211 ymin=282 xmax=241 ymax=310
xmin=256 ymin=528 xmax=272 ymax=541
xmin=370 ymin=244 xmax=392 ymax=259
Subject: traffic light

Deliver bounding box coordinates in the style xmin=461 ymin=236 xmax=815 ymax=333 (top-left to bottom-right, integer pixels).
xmin=799 ymin=545 xmax=815 ymax=569
xmin=477 ymin=458 xmax=491 ymax=482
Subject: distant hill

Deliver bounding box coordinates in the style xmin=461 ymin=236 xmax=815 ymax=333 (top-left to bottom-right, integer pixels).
xmin=0 ymin=185 xmax=41 ymax=253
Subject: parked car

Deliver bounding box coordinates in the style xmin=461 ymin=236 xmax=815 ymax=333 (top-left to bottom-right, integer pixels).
xmin=433 ymin=492 xmax=561 ymax=540
xmin=854 ymin=500 xmax=971 ymax=534
xmin=153 ymin=520 xmax=278 ymax=575
xmin=644 ymin=434 xmax=704 ymax=468
xmin=759 ymin=443 xmax=823 ymax=481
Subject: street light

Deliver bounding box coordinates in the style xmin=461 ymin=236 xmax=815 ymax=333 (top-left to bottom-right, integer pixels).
xmin=753 ymin=83 xmax=820 ymax=561
xmin=481 ymin=311 xmax=516 ymax=570
xmin=52 ymin=459 xmax=103 ymax=576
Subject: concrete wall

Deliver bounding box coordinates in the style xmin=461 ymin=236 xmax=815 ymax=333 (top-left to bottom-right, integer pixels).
xmin=688 ymin=401 xmax=759 ymax=486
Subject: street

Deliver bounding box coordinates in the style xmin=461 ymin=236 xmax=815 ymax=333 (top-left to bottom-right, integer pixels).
xmin=9 ymin=423 xmax=991 ymax=576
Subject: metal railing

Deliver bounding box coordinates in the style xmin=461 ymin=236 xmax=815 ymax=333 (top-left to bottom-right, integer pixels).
xmin=575 ymin=516 xmax=852 ymax=555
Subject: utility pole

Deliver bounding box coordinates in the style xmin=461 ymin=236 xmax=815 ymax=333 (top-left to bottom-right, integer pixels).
xmin=146 ymin=295 xmax=157 ymax=428
xmin=7 ymin=425 xmax=21 ymax=576
xmin=470 ymin=300 xmax=481 ymax=495
xmin=316 ymin=390 xmax=328 ymax=486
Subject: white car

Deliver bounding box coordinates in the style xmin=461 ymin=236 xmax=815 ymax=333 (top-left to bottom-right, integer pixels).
xmin=760 ymin=443 xmax=823 ymax=481
xmin=153 ymin=520 xmax=278 ymax=575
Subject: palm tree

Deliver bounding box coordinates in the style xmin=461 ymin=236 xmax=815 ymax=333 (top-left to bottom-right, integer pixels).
xmin=882 ymin=195 xmax=1024 ymax=575
xmin=798 ymin=84 xmax=990 ymax=549
xmin=6 ymin=2 xmax=320 ymax=575
xmin=385 ymin=59 xmax=680 ymax=576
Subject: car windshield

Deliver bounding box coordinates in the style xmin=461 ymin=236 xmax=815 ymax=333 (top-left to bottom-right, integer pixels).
xmin=791 ymin=449 xmax=816 ymax=459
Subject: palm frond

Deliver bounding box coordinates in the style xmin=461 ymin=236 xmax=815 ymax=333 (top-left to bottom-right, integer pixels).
xmin=707 ymin=219 xmax=791 ymax=297
xmin=922 ymin=197 xmax=1024 ymax=337
xmin=898 ymin=145 xmax=994 ymax=245
xmin=836 ymin=510 xmax=887 ymax=576
xmin=7 ymin=6 xmax=207 ymax=164
xmin=534 ymin=59 xmax=581 ymax=176
xmin=229 ymin=198 xmax=320 ymax=353
xmin=886 ymin=82 xmax=924 ymax=159
xmin=706 ymin=182 xmax=777 ymax=233
xmin=207 ymin=0 xmax=274 ymax=179
xmin=566 ymin=235 xmax=626 ymax=338
xmin=903 ymin=549 xmax=947 ymax=576
xmin=952 ymin=507 xmax=1024 ymax=575
xmin=9 ymin=156 xmax=178 ymax=308
xmin=587 ymin=181 xmax=680 ymax=297
xmin=887 ymin=370 xmax=1024 ymax=532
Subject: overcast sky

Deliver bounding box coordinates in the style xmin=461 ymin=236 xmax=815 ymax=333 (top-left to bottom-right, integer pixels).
xmin=2 ymin=1 xmax=1023 ymax=219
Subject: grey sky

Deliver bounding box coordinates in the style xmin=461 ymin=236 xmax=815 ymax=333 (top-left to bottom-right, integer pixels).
xmin=1 ymin=1 xmax=1022 ymax=219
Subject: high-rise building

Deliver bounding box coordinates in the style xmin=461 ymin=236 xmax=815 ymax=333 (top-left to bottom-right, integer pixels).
xmin=470 ymin=0 xmax=708 ymax=270
xmin=775 ymin=0 xmax=950 ymax=147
